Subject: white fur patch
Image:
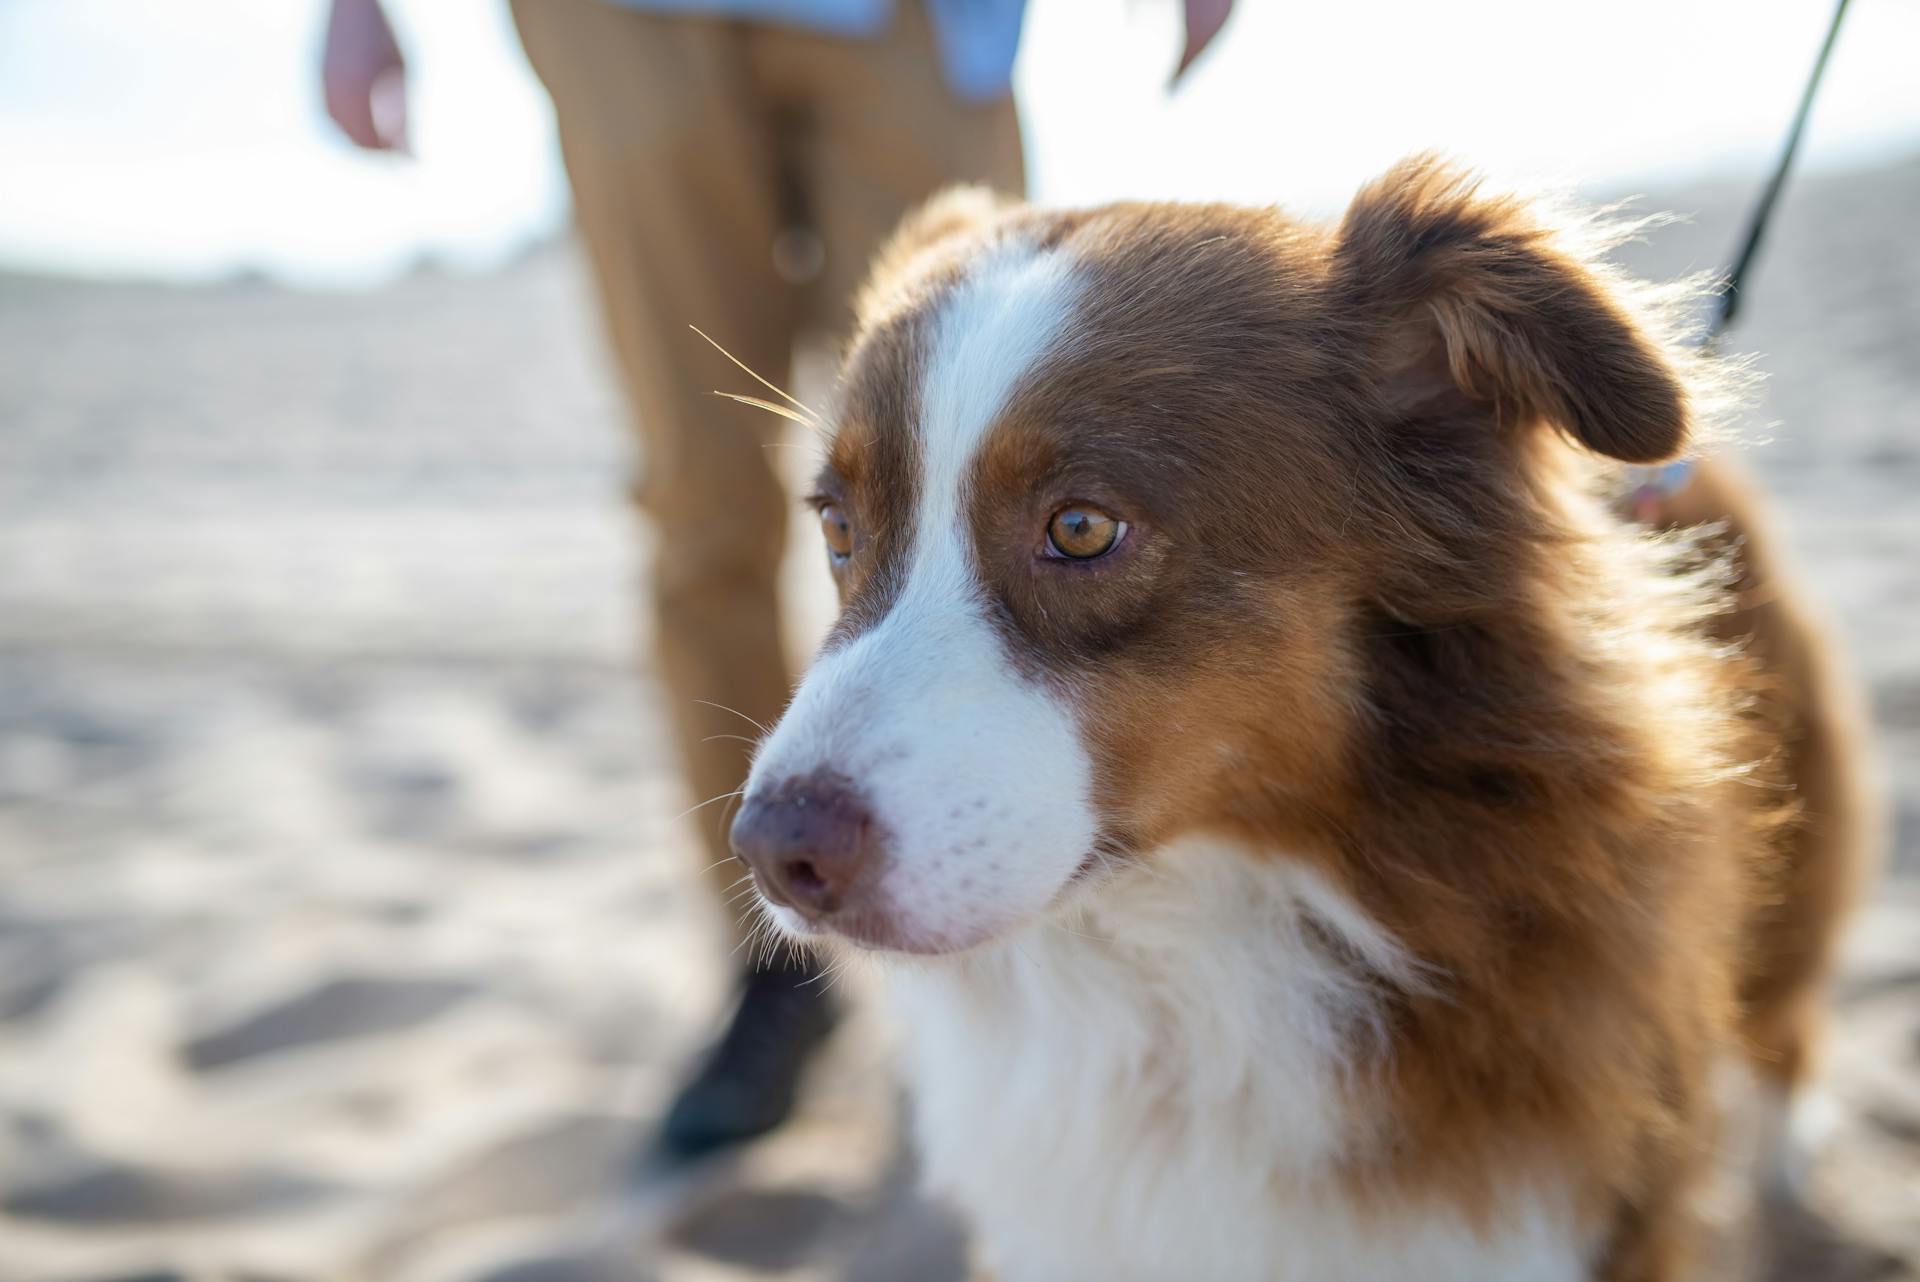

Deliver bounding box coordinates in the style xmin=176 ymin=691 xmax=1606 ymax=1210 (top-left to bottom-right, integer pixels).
xmin=891 ymin=839 xmax=1593 ymax=1281
xmin=745 ymin=239 xmax=1094 ymax=952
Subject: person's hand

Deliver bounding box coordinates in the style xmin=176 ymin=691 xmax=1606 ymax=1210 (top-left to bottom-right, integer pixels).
xmin=322 ymin=0 xmax=410 ymax=152
xmin=1175 ymin=0 xmax=1234 ymax=83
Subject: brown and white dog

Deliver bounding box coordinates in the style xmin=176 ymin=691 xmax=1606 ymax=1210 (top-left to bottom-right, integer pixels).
xmin=727 ymin=157 xmax=1875 ymax=1281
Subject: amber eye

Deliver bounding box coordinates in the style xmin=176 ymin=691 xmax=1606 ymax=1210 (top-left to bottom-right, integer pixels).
xmin=1045 ymin=506 xmax=1127 ymax=560
xmin=819 ymin=503 xmax=854 ymax=562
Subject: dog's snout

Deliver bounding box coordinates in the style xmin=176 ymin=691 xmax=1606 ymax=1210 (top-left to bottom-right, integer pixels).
xmin=730 ymin=774 xmax=879 ymax=919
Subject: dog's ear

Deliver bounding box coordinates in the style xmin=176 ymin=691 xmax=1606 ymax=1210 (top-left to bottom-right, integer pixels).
xmin=855 ymin=186 xmax=1020 ymax=328
xmin=1333 ymin=155 xmax=1690 ymax=464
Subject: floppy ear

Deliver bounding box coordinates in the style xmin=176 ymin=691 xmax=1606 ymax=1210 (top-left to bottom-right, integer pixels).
xmin=1333 ymin=155 xmax=1692 ymax=464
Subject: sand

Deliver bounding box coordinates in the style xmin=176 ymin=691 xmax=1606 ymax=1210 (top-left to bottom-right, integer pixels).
xmin=0 ymin=153 xmax=1915 ymax=1281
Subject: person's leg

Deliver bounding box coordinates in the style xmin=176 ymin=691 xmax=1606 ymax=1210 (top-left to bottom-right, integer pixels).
xmin=749 ymin=0 xmax=1026 ymax=340
xmin=513 ymin=0 xmax=792 ymax=887
xmin=509 ymin=0 xmax=831 ymax=1156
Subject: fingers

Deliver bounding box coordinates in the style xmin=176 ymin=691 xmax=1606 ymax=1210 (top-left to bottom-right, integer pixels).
xmin=1175 ymin=0 xmax=1234 ymax=84
xmin=320 ymin=0 xmax=409 ymax=152
xmin=323 ymin=72 xmax=384 ymax=150
xmin=368 ymin=65 xmax=411 ymax=153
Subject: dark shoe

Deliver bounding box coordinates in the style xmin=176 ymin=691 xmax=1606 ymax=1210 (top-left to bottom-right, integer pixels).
xmin=656 ymin=948 xmax=838 ymax=1160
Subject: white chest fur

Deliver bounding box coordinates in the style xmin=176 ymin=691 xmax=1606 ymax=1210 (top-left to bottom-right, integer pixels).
xmin=886 ymin=842 xmax=1592 ymax=1282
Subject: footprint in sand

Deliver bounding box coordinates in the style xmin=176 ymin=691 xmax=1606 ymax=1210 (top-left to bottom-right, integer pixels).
xmin=181 ymin=975 xmax=478 ymax=1071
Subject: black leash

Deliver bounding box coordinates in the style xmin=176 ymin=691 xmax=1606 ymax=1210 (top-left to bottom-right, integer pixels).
xmin=1708 ymin=0 xmax=1852 ymax=342
xmin=1631 ymin=0 xmax=1851 ymax=512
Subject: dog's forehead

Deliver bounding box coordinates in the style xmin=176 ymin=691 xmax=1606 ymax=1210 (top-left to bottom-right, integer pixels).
xmin=918 ymin=238 xmax=1086 ymax=469
xmin=831 ymin=232 xmax=1081 ymax=479
xmin=844 ymin=208 xmax=1336 ymax=443
xmin=830 ymin=204 xmax=1332 ymax=481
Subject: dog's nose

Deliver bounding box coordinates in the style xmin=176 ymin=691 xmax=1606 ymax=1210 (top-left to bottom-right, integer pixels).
xmin=730 ymin=774 xmax=878 ymax=919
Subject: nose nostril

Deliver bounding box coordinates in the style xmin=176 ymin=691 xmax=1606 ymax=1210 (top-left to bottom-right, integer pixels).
xmin=785 ymin=857 xmax=828 ymax=898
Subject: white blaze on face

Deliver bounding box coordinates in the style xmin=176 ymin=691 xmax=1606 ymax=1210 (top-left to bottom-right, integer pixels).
xmin=746 ymin=239 xmax=1096 ymax=953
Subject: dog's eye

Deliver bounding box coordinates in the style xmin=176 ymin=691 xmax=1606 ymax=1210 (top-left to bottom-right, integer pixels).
xmin=819 ymin=503 xmax=854 ymax=562
xmin=1045 ymin=506 xmax=1126 ymax=560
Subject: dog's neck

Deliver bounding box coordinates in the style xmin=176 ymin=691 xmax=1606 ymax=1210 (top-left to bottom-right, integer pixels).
xmin=883 ymin=838 xmax=1585 ymax=1281
xmin=890 ymin=838 xmax=1417 ymax=1166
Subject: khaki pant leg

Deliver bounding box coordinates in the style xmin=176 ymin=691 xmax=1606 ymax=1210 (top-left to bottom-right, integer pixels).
xmin=511 ymin=0 xmax=798 ymax=930
xmin=747 ymin=1 xmax=1026 ymax=339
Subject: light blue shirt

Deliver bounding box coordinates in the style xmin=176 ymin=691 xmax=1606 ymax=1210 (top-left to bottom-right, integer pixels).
xmin=606 ymin=0 xmax=1027 ymax=101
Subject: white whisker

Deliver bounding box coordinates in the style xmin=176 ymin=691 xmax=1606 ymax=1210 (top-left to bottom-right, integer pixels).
xmin=693 ymin=699 xmax=772 ymax=737
xmin=714 ymin=390 xmax=817 ymax=426
xmin=690 ymin=323 xmax=821 ymax=423
xmin=671 ymin=788 xmax=746 ymax=826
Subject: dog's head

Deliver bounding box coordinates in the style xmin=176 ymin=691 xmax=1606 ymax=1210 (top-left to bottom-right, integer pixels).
xmin=731 ymin=158 xmax=1703 ymax=955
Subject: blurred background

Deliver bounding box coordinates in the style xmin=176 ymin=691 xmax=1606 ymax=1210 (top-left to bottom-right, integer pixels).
xmin=1 ymin=1 xmax=1917 ymax=1279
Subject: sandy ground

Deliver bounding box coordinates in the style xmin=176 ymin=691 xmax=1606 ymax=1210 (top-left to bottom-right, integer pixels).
xmin=1 ymin=154 xmax=1917 ymax=1281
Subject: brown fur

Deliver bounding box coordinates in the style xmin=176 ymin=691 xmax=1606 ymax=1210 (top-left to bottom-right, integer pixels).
xmin=1630 ymin=454 xmax=1881 ymax=1093
xmin=819 ymin=156 xmax=1874 ymax=1279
